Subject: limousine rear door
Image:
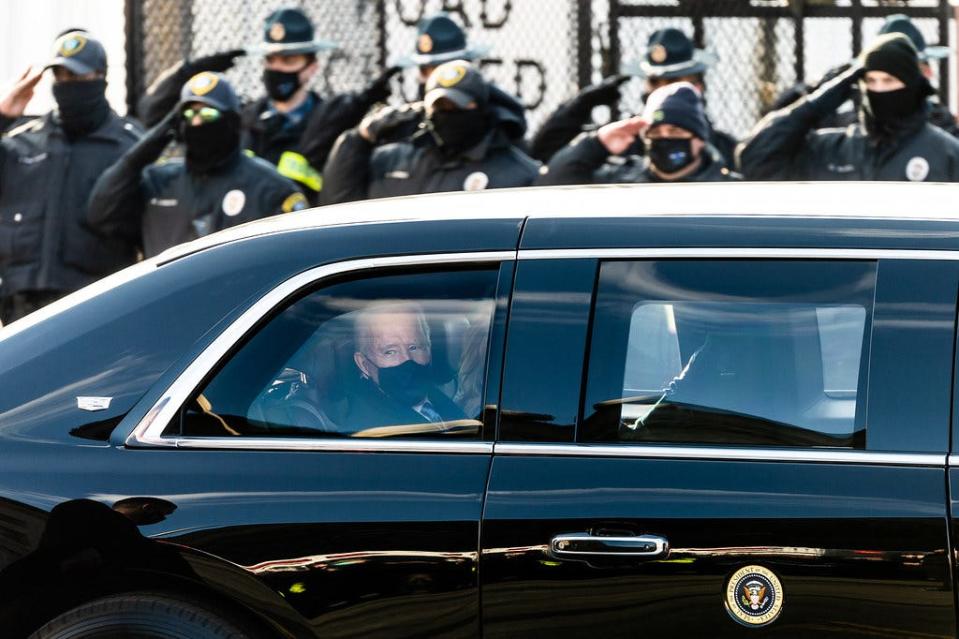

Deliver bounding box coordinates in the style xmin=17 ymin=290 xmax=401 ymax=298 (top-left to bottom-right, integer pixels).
xmin=483 ymin=253 xmax=957 ymax=638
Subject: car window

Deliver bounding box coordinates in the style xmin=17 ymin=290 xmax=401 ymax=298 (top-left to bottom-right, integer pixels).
xmin=582 ymin=260 xmax=876 ymax=448
xmin=169 ymin=269 xmax=499 ymax=440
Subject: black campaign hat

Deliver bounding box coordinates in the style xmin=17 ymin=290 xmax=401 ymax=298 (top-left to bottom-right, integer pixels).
xmin=46 ymin=31 xmax=107 ymax=75
xmin=879 ymin=13 xmax=950 ymax=61
xmin=179 ymin=72 xmax=240 ymax=113
xmin=632 ymin=28 xmax=717 ymax=79
xmin=255 ymin=7 xmax=336 ymax=56
xmin=398 ymin=12 xmax=489 ymax=68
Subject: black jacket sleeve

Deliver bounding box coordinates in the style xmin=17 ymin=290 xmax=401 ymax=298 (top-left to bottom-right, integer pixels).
xmin=320 ymin=129 xmax=374 ymax=205
xmin=137 ymin=61 xmax=194 ymax=128
xmin=535 ymin=132 xmax=609 ymax=186
xmin=737 ymin=64 xmax=862 ymax=181
xmin=300 ymin=93 xmax=378 ymax=172
xmin=88 ymin=116 xmax=175 ymax=241
xmin=529 ymin=99 xmax=595 ymax=164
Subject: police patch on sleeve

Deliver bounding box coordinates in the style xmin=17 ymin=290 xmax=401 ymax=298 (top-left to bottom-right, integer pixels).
xmin=222 ymin=189 xmax=246 ymax=217
xmin=463 ymin=171 xmax=489 ymax=191
xmin=725 ymin=565 xmax=784 ymax=627
xmin=281 ymin=192 xmax=308 ymax=213
xmin=906 ymin=156 xmax=930 ymax=182
xmin=437 ymin=62 xmax=468 ymax=87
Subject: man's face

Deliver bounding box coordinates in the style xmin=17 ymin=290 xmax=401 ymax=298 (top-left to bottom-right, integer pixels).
xmin=264 ymin=53 xmax=312 ymax=72
xmin=864 ymin=70 xmax=906 ymax=93
xmin=354 ymin=312 xmax=431 ymax=385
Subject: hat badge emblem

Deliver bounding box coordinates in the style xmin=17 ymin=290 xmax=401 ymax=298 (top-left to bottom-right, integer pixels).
xmin=437 ymin=63 xmax=468 ymax=87
xmin=269 ymin=21 xmax=286 ymax=42
xmin=418 ymin=34 xmax=434 ymax=53
xmin=189 ymin=72 xmax=219 ymax=96
xmin=650 ymin=44 xmax=668 ymax=64
xmin=59 ymin=34 xmax=87 ymax=57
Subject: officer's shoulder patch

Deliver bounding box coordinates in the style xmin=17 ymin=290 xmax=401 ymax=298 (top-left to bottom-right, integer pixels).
xmin=281 ymin=191 xmax=308 ymax=213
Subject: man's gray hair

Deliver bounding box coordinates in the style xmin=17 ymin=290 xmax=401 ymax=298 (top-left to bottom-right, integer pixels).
xmin=353 ymin=301 xmax=431 ymax=357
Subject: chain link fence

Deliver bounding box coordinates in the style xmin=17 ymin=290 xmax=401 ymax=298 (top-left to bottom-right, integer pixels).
xmin=126 ymin=0 xmax=955 ymax=140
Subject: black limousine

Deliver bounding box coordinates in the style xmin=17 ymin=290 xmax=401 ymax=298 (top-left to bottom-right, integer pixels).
xmin=2 ymin=182 xmax=958 ymax=638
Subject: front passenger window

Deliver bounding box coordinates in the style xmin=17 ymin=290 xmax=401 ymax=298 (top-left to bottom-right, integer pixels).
xmin=167 ymin=268 xmax=499 ymax=439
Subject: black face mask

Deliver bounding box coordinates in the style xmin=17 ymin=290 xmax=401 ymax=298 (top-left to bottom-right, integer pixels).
xmin=646 ymin=137 xmax=696 ymax=174
xmin=428 ymin=109 xmax=489 ymax=155
xmin=864 ymin=87 xmax=922 ymax=124
xmin=376 ymin=359 xmax=432 ymax=407
xmin=53 ymin=79 xmax=110 ymax=137
xmin=263 ymin=68 xmax=303 ymax=102
xmin=180 ymin=112 xmax=241 ymax=174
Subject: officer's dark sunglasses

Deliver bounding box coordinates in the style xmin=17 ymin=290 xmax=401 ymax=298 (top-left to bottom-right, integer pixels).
xmin=182 ymin=106 xmax=222 ymax=124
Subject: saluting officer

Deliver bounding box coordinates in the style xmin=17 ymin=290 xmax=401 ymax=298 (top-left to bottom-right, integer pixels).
xmin=738 ymin=33 xmax=959 ymax=182
xmin=530 ymin=28 xmax=737 ymax=166
xmin=322 ymin=61 xmax=538 ymax=204
xmin=538 ymin=82 xmax=738 ymax=186
xmin=137 ymin=7 xmax=397 ymax=204
xmin=358 ymin=12 xmax=526 ymax=149
xmin=88 ymin=72 xmax=306 ymax=258
xmin=0 ymin=31 xmax=142 ymax=324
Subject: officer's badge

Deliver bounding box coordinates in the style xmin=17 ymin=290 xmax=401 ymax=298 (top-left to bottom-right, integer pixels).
xmin=222 ymin=189 xmax=246 ymax=217
xmin=650 ymin=44 xmax=668 ymax=64
xmin=725 ymin=565 xmax=784 ymax=627
xmin=269 ymin=21 xmax=286 ymax=42
xmin=463 ymin=171 xmax=489 ymax=191
xmin=906 ymin=156 xmax=930 ymax=182
xmin=418 ymin=34 xmax=434 ymax=53
xmin=437 ymin=62 xmax=468 ymax=88
xmin=281 ymin=192 xmax=308 ymax=213
xmin=188 ymin=72 xmax=219 ymax=96
xmin=58 ymin=33 xmax=87 ymax=58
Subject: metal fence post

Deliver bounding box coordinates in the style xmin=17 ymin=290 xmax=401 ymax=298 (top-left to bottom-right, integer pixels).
xmin=124 ymin=0 xmax=144 ymax=117
xmin=577 ymin=0 xmax=592 ymax=89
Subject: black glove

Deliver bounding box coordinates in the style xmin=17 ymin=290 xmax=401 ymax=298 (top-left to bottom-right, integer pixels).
xmin=361 ymin=66 xmax=403 ymax=105
xmin=805 ymin=61 xmax=863 ymax=117
xmin=572 ymin=74 xmax=631 ymax=112
xmin=359 ymin=102 xmax=423 ymax=144
xmin=125 ymin=108 xmax=179 ymax=170
xmin=188 ymin=49 xmax=246 ymax=75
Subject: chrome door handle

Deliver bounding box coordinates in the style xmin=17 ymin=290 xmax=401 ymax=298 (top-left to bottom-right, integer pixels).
xmin=549 ymin=533 xmax=669 ymax=558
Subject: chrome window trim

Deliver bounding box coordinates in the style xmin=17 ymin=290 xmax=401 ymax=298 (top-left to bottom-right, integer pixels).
xmin=947 ymin=455 xmax=959 ymax=467
xmin=126 ymin=251 xmax=515 ymax=451
xmin=518 ymin=248 xmax=959 ymax=261
xmin=493 ymin=443 xmax=945 ymax=467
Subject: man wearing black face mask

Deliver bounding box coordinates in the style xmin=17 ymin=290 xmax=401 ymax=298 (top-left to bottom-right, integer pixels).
xmin=322 ymin=60 xmax=538 ymax=205
xmin=739 ymin=33 xmax=959 ymax=182
xmin=347 ymin=302 xmax=466 ymax=431
xmin=0 ymin=30 xmax=142 ymax=324
xmin=88 ymin=72 xmax=306 ymax=258
xmin=537 ymin=82 xmax=738 ymax=186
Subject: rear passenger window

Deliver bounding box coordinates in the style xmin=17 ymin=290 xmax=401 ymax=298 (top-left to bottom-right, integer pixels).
xmin=583 ymin=261 xmax=876 ymax=448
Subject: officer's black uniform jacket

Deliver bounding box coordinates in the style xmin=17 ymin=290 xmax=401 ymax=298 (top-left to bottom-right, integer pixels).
xmin=738 ymin=70 xmax=959 ymax=182
xmin=537 ymin=131 xmax=738 ymax=186
xmin=88 ymin=151 xmax=305 ymax=258
xmin=322 ymin=111 xmax=540 ymax=205
xmin=0 ymin=111 xmax=141 ymax=296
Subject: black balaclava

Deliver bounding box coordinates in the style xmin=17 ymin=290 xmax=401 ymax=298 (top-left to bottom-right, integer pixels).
xmin=53 ymin=79 xmax=110 ymax=138
xmin=180 ymin=111 xmax=241 ymax=174
xmin=859 ymin=33 xmax=932 ymax=136
xmin=428 ymin=108 xmax=489 ymax=156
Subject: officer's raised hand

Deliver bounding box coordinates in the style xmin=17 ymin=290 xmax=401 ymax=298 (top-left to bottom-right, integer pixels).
xmin=573 ymin=75 xmax=631 ymax=112
xmin=0 ymin=66 xmax=43 ymax=119
xmin=362 ymin=66 xmax=403 ymax=105
xmin=358 ymin=102 xmax=422 ymax=143
xmin=597 ymin=115 xmax=649 ymax=155
xmin=189 ymin=49 xmax=246 ymax=74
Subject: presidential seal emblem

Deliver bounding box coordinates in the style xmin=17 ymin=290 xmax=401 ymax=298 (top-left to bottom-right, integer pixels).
xmin=906 ymin=156 xmax=930 ymax=182
xmin=269 ymin=21 xmax=286 ymax=42
xmin=222 ymin=189 xmax=246 ymax=217
xmin=650 ymin=44 xmax=668 ymax=64
xmin=463 ymin=171 xmax=489 ymax=191
xmin=725 ymin=565 xmax=784 ymax=627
